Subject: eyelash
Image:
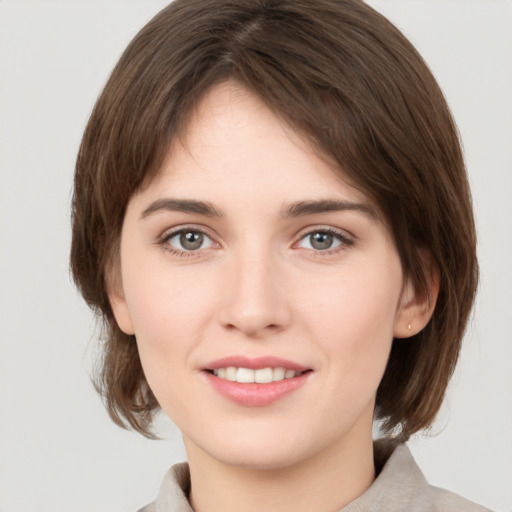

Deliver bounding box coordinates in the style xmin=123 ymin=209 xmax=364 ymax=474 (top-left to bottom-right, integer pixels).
xmin=158 ymin=226 xmax=215 ymax=258
xmin=158 ymin=226 xmax=354 ymax=258
xmin=294 ymin=227 xmax=354 ymax=256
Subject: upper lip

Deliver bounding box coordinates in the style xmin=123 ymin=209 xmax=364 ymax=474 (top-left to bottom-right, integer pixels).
xmin=203 ymin=355 xmax=310 ymax=372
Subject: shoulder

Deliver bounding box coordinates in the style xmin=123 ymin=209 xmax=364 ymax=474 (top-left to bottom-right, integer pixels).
xmin=420 ymin=484 xmax=492 ymax=512
xmin=377 ymin=440 xmax=492 ymax=511
xmin=137 ymin=462 xmax=192 ymax=512
xmin=137 ymin=505 xmax=155 ymax=512
xmin=343 ymin=440 xmax=493 ymax=512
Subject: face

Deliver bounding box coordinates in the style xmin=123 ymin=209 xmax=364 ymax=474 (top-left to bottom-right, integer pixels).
xmin=111 ymin=82 xmax=418 ymax=470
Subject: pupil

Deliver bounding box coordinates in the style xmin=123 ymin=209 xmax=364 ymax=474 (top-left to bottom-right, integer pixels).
xmin=311 ymin=232 xmax=333 ymax=250
xmin=180 ymin=231 xmax=203 ymax=250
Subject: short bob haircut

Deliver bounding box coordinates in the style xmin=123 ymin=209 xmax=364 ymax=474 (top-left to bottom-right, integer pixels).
xmin=71 ymin=0 xmax=478 ymax=440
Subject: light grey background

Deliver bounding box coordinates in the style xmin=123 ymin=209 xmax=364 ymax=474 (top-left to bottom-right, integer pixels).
xmin=1 ymin=1 xmax=511 ymax=511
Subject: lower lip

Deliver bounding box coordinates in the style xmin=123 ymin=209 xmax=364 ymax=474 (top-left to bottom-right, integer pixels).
xmin=204 ymin=371 xmax=311 ymax=407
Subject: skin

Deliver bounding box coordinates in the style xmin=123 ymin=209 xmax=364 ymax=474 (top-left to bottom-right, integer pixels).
xmin=110 ymin=82 xmax=436 ymax=512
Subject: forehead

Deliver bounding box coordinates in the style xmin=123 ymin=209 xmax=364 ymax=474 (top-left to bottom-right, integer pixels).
xmin=140 ymin=81 xmax=374 ymax=210
xmin=175 ymin=82 xmax=317 ymax=175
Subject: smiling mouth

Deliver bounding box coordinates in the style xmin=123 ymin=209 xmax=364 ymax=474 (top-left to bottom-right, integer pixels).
xmin=204 ymin=362 xmax=312 ymax=406
xmin=210 ymin=367 xmax=307 ymax=383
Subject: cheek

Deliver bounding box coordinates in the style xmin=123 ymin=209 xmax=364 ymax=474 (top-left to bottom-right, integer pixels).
xmin=123 ymin=251 xmax=210 ymax=332
xmin=297 ymin=259 xmax=402 ymax=378
xmin=121 ymin=266 xmax=208 ymax=417
xmin=121 ymin=258 xmax=220 ymax=381
xmin=301 ymin=263 xmax=401 ymax=330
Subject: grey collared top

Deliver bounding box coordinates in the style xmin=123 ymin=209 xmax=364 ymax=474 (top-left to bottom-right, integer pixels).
xmin=138 ymin=440 xmax=492 ymax=512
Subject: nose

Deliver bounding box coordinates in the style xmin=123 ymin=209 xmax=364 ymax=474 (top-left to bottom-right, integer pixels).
xmin=218 ymin=244 xmax=292 ymax=338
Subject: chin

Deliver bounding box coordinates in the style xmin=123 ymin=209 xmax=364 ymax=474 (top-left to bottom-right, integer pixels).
xmin=213 ymin=446 xmax=306 ymax=471
xmin=190 ymin=428 xmax=321 ymax=472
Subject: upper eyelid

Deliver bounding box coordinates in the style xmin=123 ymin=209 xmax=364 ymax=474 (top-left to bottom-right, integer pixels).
xmin=160 ymin=224 xmax=217 ymax=241
xmin=157 ymin=224 xmax=354 ymax=247
xmin=159 ymin=227 xmax=218 ymax=257
xmin=292 ymin=227 xmax=355 ymax=252
xmin=295 ymin=225 xmax=355 ymax=241
xmin=158 ymin=226 xmax=220 ymax=255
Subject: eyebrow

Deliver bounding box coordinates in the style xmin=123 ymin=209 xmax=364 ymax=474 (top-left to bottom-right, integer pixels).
xmin=140 ymin=197 xmax=376 ymax=221
xmin=281 ymin=199 xmax=377 ymax=219
xmin=140 ymin=199 xmax=223 ymax=219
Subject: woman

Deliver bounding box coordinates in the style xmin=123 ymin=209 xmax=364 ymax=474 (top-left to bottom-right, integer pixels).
xmin=70 ymin=0 xmax=490 ymax=510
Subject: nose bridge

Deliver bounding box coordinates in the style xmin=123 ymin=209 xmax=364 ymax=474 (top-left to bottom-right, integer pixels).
xmin=219 ymin=237 xmax=290 ymax=336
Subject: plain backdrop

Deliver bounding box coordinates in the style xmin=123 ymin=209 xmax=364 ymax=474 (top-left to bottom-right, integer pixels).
xmin=1 ymin=1 xmax=511 ymax=511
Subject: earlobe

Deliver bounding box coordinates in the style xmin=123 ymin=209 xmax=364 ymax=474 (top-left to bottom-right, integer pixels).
xmin=394 ymin=257 xmax=440 ymax=339
xmin=110 ymin=293 xmax=135 ymax=336
xmin=107 ymin=268 xmax=135 ymax=336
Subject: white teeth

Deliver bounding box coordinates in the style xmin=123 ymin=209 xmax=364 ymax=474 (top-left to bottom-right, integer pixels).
xmin=254 ymin=367 xmax=273 ymax=383
xmin=225 ymin=366 xmax=237 ymax=381
xmin=236 ymin=367 xmax=255 ymax=383
xmin=212 ymin=366 xmax=301 ymax=383
xmin=273 ymin=367 xmax=286 ymax=381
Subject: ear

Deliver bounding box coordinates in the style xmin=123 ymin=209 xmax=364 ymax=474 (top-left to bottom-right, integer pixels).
xmin=394 ymin=252 xmax=440 ymax=339
xmin=106 ymin=263 xmax=135 ymax=336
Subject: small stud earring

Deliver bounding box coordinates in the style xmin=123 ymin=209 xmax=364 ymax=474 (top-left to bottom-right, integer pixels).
xmin=407 ymin=322 xmax=412 ymax=331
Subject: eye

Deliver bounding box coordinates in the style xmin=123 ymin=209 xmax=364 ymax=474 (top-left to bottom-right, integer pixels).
xmin=164 ymin=229 xmax=214 ymax=252
xmin=296 ymin=229 xmax=351 ymax=252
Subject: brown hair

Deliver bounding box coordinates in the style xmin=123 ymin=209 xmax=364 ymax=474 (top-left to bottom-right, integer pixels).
xmin=70 ymin=0 xmax=478 ymax=440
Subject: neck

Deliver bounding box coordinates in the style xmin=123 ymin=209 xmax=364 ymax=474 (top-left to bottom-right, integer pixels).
xmin=184 ymin=426 xmax=375 ymax=512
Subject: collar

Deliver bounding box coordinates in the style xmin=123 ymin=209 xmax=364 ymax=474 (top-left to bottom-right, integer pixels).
xmin=144 ymin=439 xmax=489 ymax=512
